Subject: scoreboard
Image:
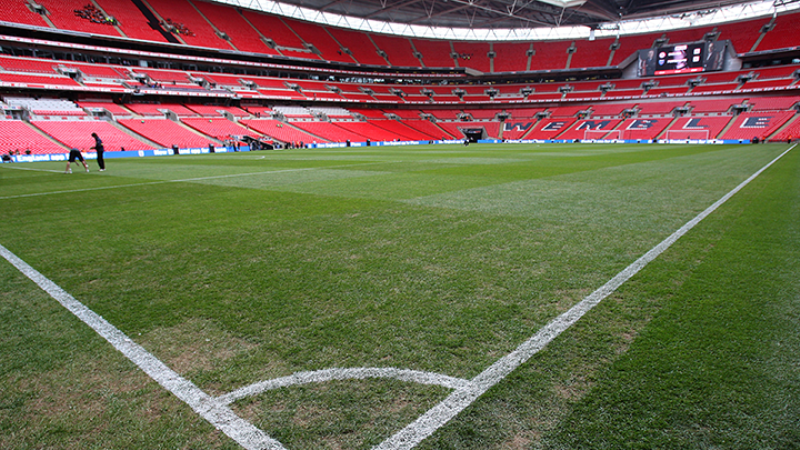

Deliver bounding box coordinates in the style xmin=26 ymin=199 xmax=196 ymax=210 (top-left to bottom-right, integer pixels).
xmin=655 ymin=43 xmax=705 ymax=75
xmin=638 ymin=41 xmax=726 ymax=77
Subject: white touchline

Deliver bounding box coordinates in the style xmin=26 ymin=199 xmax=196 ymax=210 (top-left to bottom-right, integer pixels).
xmin=0 ymin=168 xmax=316 ymax=200
xmin=0 ymin=158 xmax=402 ymax=201
xmin=0 ymin=165 xmax=64 ymax=173
xmin=0 ymin=244 xmax=288 ymax=450
xmin=371 ymin=144 xmax=796 ymax=450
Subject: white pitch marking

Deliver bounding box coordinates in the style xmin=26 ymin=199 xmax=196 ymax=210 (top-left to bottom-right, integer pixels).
xmin=372 ymin=144 xmax=797 ymax=450
xmin=0 ymin=168 xmax=315 ymax=200
xmin=219 ymin=368 xmax=473 ymax=405
xmin=0 ymin=165 xmax=64 ymax=173
xmin=0 ymin=243 xmax=288 ymax=450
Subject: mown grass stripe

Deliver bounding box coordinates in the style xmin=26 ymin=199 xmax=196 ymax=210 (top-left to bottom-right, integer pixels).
xmin=374 ymin=144 xmax=795 ymax=450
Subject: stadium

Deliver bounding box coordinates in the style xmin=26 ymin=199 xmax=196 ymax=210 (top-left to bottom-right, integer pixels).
xmin=0 ymin=0 xmax=798 ymax=448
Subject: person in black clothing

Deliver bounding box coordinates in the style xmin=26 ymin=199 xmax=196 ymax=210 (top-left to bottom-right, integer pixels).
xmin=65 ymin=148 xmax=89 ymax=173
xmin=91 ymin=132 xmax=105 ymax=171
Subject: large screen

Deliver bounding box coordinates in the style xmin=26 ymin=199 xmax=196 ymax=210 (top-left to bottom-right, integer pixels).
xmin=638 ymin=41 xmax=725 ymax=77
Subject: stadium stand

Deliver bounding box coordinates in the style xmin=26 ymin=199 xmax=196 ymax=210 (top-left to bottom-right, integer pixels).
xmin=452 ymin=42 xmax=491 ymax=73
xmin=719 ymin=111 xmax=795 ymax=141
xmin=527 ymin=118 xmax=578 ymax=140
xmin=182 ymin=118 xmax=259 ymax=140
xmin=491 ymin=42 xmax=532 ymax=73
xmin=34 ymin=0 xmax=123 ymax=36
xmin=33 ymin=120 xmax=155 ymax=151
xmin=663 ymin=116 xmax=734 ymax=140
xmin=289 ymin=121 xmax=369 ymax=143
xmin=119 ymin=119 xmax=216 ymax=148
xmin=239 ymin=119 xmax=325 ymax=144
xmin=239 ymin=10 xmax=314 ymax=57
xmin=77 ymin=101 xmax=132 ymax=116
xmin=558 ymin=119 xmax=623 ymax=140
xmin=437 ymin=121 xmax=501 ymax=139
xmin=326 ymin=28 xmax=387 ymax=66
xmin=0 ymin=0 xmax=799 ymax=158
xmin=617 ymin=117 xmax=672 ymax=140
xmin=570 ymin=38 xmax=615 ymax=68
xmin=369 ymin=33 xmax=420 ymax=67
xmin=93 ymin=0 xmax=169 ymax=42
xmin=413 ymin=39 xmax=456 ymax=69
xmin=192 ymin=0 xmax=278 ymax=55
xmin=145 ymin=0 xmax=232 ymax=50
xmin=0 ymin=0 xmax=51 ymax=28
xmin=753 ymin=12 xmax=800 ymax=52
xmin=0 ymin=120 xmax=65 ymax=154
xmin=284 ymin=17 xmax=353 ymax=64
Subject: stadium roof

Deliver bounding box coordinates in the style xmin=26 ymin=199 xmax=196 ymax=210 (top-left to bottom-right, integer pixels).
xmin=216 ymin=0 xmax=800 ymax=40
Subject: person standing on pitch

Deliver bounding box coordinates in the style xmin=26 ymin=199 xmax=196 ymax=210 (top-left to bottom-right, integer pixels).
xmin=91 ymin=132 xmax=105 ymax=171
xmin=65 ymin=148 xmax=89 ymax=173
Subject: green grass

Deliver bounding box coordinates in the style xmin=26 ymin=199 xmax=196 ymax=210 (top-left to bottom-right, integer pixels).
xmin=0 ymin=143 xmax=797 ymax=449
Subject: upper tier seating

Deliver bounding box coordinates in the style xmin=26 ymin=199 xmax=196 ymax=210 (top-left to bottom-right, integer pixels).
xmin=530 ymin=40 xmax=571 ymax=71
xmin=754 ymin=12 xmax=800 ymax=52
xmin=240 ymin=10 xmax=310 ymax=52
xmin=145 ymin=0 xmax=232 ymax=50
xmin=716 ymin=18 xmax=768 ymax=54
xmin=284 ymin=17 xmax=353 ymax=64
xmin=2 ymin=1 xmax=799 ymax=72
xmin=35 ymin=0 xmax=123 ymax=36
xmin=452 ymin=42 xmax=491 ymax=73
xmin=369 ymin=34 xmax=420 ymax=68
xmin=192 ymin=0 xmax=279 ymax=55
xmin=0 ymin=0 xmax=51 ymax=28
xmin=94 ymin=0 xmax=168 ymax=42
xmin=570 ymin=38 xmax=615 ymax=69
xmin=492 ymin=42 xmax=532 ymax=73
xmin=413 ymin=39 xmax=455 ymax=69
xmin=326 ymin=27 xmax=388 ymax=66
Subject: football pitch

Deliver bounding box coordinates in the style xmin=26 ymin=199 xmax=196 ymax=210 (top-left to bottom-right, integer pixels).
xmin=1 ymin=143 xmax=798 ymax=450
